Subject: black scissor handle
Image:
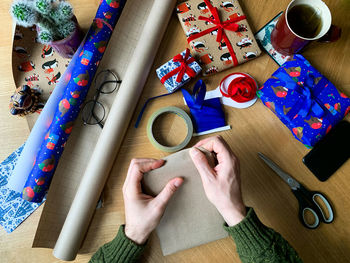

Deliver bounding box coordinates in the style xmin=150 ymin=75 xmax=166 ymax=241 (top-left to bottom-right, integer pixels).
xmin=292 ymin=185 xmax=334 ymax=229
xmin=292 ymin=186 xmax=320 ymax=229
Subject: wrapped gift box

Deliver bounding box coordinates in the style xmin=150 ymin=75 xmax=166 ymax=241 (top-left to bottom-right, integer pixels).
xmin=156 ymin=49 xmax=201 ymax=93
xmin=258 ymin=54 xmax=350 ymax=147
xmin=177 ymin=0 xmax=261 ymax=76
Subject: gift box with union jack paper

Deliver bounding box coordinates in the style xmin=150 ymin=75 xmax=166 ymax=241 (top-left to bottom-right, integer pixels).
xmin=177 ymin=0 xmax=261 ymax=76
xmin=258 ymin=54 xmax=350 ymax=148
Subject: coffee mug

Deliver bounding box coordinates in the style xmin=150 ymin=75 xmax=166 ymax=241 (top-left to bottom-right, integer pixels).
xmin=271 ymin=0 xmax=341 ymax=56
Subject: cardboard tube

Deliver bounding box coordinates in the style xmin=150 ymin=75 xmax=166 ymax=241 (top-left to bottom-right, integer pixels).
xmin=53 ymin=0 xmax=176 ymax=260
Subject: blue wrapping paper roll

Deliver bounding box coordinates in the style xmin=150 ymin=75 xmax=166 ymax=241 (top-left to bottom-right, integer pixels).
xmin=21 ymin=0 xmax=127 ymax=202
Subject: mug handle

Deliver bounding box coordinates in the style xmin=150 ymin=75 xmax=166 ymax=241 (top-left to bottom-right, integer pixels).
xmin=318 ymin=25 xmax=341 ymax=42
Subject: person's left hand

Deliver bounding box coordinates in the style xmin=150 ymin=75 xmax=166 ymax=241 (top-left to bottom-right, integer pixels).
xmin=123 ymin=158 xmax=183 ymax=245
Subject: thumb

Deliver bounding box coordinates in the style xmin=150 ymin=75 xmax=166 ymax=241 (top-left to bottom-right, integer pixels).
xmin=154 ymin=177 xmax=183 ymax=209
xmin=190 ymin=147 xmax=216 ymax=182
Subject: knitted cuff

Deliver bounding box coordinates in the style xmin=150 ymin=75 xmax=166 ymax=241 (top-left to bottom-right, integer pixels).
xmin=223 ymin=207 xmax=275 ymax=256
xmin=100 ymin=225 xmax=146 ymax=262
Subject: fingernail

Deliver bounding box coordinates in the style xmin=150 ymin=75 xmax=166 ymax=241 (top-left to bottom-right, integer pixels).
xmin=174 ymin=178 xmax=183 ymax=187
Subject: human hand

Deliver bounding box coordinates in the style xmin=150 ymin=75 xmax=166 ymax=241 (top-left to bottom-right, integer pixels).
xmin=190 ymin=136 xmax=246 ymax=226
xmin=123 ymin=158 xmax=183 ymax=244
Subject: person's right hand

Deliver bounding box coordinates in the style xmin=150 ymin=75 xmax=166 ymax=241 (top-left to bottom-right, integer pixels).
xmin=123 ymin=158 xmax=183 ymax=245
xmin=190 ymin=136 xmax=246 ymax=226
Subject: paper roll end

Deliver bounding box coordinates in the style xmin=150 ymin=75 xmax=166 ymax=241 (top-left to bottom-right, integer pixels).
xmin=53 ymin=232 xmax=80 ymax=262
xmin=53 ymin=246 xmax=77 ymax=261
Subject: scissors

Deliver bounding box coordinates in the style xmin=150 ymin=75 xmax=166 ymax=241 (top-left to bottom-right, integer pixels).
xmin=258 ymin=152 xmax=334 ymax=229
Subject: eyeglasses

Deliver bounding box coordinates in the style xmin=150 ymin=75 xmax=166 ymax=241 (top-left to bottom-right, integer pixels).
xmin=82 ymin=69 xmax=121 ymax=128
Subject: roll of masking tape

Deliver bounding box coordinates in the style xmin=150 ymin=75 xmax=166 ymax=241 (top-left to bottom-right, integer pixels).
xmin=147 ymin=106 xmax=193 ymax=152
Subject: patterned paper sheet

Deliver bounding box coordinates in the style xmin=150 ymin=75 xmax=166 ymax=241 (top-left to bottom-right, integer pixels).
xmin=255 ymin=12 xmax=291 ymax=66
xmin=12 ymin=25 xmax=70 ymax=129
xmin=0 ymin=145 xmax=45 ymax=233
xmin=177 ymin=0 xmax=262 ymax=75
xmin=156 ymin=49 xmax=202 ymax=93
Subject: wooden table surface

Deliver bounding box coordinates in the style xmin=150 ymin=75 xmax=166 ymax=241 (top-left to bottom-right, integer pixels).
xmin=1 ymin=0 xmax=350 ymax=262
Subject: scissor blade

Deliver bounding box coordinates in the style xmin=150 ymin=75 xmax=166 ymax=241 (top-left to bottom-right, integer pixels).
xmin=258 ymin=152 xmax=300 ymax=189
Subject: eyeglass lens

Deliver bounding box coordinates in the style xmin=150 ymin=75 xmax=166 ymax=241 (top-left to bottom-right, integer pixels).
xmin=82 ymin=70 xmax=121 ymax=127
xmin=82 ymin=100 xmax=106 ymax=125
xmin=95 ymin=70 xmax=120 ymax=94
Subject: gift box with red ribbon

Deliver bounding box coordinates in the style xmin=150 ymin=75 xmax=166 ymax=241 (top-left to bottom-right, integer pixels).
xmin=177 ymin=0 xmax=261 ymax=76
xmin=156 ymin=48 xmax=202 ymax=93
xmin=258 ymin=54 xmax=350 ymax=148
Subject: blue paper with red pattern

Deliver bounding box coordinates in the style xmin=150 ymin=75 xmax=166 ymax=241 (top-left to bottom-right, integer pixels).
xmin=258 ymin=54 xmax=350 ymax=148
xmin=21 ymin=0 xmax=127 ymax=203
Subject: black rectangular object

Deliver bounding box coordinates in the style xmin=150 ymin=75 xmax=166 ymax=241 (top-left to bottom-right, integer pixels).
xmin=303 ymin=121 xmax=350 ymax=181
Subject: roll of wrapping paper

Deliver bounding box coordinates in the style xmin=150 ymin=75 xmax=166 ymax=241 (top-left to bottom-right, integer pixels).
xmin=21 ymin=0 xmax=127 ymax=203
xmin=7 ymin=43 xmax=82 ymax=194
xmin=53 ymin=0 xmax=176 ymax=260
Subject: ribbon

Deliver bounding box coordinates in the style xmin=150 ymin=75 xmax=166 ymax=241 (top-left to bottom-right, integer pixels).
xmin=136 ymin=49 xmax=197 ymax=128
xmin=274 ymin=71 xmax=325 ymax=119
xmin=134 ymin=92 xmax=174 ymax=128
xmin=220 ymin=73 xmax=257 ymax=103
xmin=183 ymin=79 xmax=207 ymax=110
xmin=187 ymin=0 xmax=246 ymax=67
xmin=160 ymin=48 xmax=196 ymax=84
xmin=182 ymin=79 xmax=226 ymax=133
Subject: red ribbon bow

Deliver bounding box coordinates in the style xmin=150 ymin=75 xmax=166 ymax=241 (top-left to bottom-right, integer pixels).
xmin=220 ymin=73 xmax=257 ymax=103
xmin=160 ymin=48 xmax=196 ymax=84
xmin=187 ymin=0 xmax=246 ymax=67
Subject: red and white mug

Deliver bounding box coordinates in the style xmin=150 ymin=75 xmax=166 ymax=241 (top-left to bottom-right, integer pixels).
xmin=271 ymin=0 xmax=341 ymax=56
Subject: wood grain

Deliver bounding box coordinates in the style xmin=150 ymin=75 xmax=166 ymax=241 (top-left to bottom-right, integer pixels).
xmin=1 ymin=0 xmax=350 ymax=262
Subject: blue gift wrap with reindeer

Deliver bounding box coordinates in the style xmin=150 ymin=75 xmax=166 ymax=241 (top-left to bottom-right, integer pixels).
xmin=258 ymin=54 xmax=350 ymax=148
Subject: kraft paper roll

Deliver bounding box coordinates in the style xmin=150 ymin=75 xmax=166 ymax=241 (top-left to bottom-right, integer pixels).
xmin=147 ymin=107 xmax=193 ymax=152
xmin=53 ymin=0 xmax=176 ymax=260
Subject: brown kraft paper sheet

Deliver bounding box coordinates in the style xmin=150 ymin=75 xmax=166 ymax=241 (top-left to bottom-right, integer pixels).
xmin=177 ymin=0 xmax=261 ymax=75
xmin=143 ymin=148 xmax=228 ymax=256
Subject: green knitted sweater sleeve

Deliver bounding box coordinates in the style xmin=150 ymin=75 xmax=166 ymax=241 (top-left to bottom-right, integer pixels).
xmin=224 ymin=208 xmax=303 ymax=263
xmin=89 ymin=225 xmax=145 ymax=263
